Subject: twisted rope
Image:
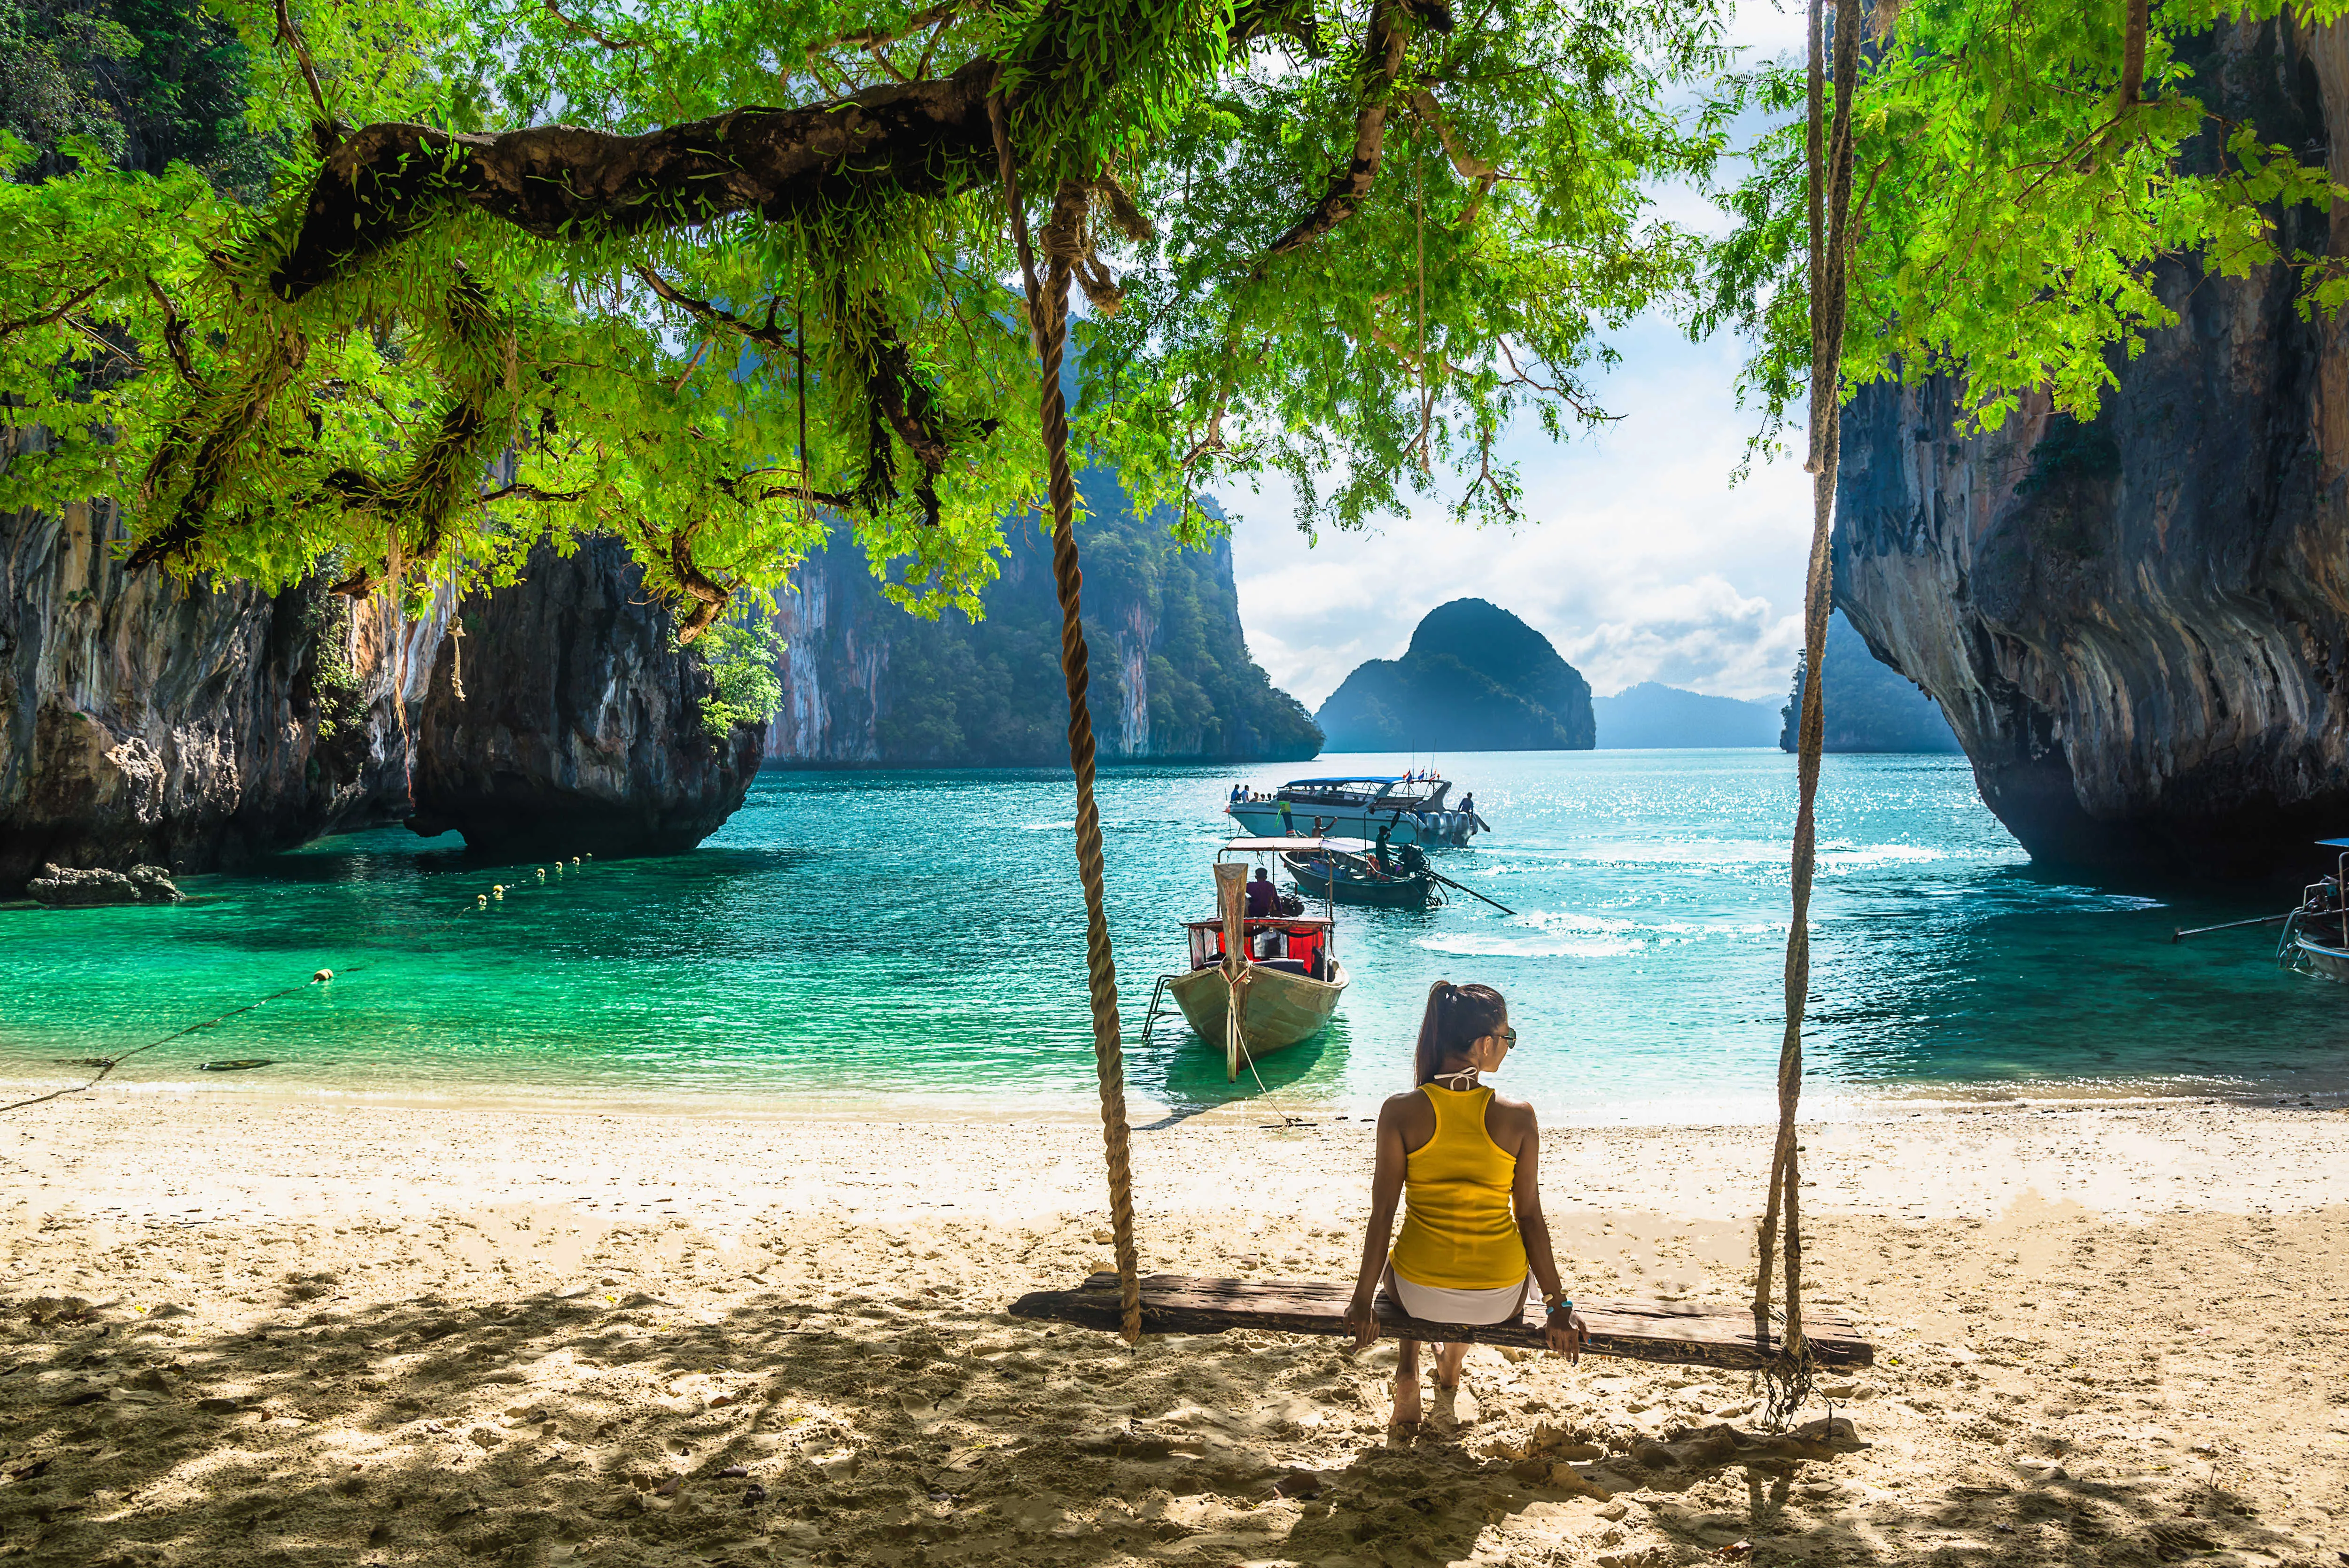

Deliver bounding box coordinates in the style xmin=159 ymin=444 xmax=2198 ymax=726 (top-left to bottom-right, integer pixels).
xmin=990 ymin=91 xmax=1142 ymax=1343
xmin=1756 ymin=0 xmax=1861 ymax=1428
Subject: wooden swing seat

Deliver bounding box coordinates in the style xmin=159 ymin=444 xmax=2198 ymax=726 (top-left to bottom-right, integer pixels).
xmin=1009 ymin=1273 xmax=1873 ymax=1371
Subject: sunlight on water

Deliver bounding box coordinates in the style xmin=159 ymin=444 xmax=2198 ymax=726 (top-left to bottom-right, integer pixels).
xmin=2 ymin=750 xmax=2344 ymax=1122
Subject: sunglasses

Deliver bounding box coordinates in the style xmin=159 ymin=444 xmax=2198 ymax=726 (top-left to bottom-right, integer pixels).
xmin=1492 ymin=1028 xmax=1518 ymax=1046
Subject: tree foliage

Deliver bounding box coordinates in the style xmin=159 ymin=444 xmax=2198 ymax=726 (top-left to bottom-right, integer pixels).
xmin=0 ymin=0 xmax=1730 ymax=637
xmin=1707 ymin=0 xmax=2349 ymax=456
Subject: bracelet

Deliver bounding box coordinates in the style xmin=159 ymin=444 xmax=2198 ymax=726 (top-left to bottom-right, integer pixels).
xmin=1543 ymin=1291 xmax=1572 ymax=1313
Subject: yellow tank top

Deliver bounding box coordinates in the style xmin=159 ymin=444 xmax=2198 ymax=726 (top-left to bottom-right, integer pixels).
xmin=1388 ymin=1084 xmax=1529 ymax=1289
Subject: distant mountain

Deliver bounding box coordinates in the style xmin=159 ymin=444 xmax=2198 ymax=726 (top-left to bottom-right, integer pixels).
xmin=1595 ymin=683 xmax=1783 ymax=748
xmin=1780 ymin=613 xmax=1963 ymax=753
xmin=1316 ymin=599 xmax=1596 ymax=752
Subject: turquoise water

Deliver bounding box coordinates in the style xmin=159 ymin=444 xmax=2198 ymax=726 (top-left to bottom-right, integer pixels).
xmin=3 ymin=751 xmax=2344 ymax=1121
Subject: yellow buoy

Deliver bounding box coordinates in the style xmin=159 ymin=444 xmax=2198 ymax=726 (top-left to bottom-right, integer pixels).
xmin=477 ymin=895 xmax=488 ymax=908
xmin=492 ymin=885 xmax=505 ymax=900
xmin=312 ymin=968 xmax=334 ymax=984
xmin=537 ymin=868 xmax=547 ymax=882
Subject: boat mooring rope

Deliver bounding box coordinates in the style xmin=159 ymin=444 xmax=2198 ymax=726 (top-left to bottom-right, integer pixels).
xmin=0 ymin=854 xmax=602 ymax=1117
xmin=990 ymin=89 xmax=1141 ymax=1343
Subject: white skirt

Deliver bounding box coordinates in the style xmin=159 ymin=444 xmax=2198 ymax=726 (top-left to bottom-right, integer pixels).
xmin=1380 ymin=1262 xmax=1533 ymax=1327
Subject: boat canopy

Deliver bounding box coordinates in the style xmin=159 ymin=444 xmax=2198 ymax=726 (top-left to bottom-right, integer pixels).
xmin=1221 ymin=836 xmax=1332 ymax=853
xmin=1283 ymin=775 xmax=1402 ymax=787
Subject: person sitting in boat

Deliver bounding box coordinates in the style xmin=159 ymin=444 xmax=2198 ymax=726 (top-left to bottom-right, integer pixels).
xmin=1246 ymin=867 xmax=1279 ymax=918
xmin=1459 ymin=791 xmax=1475 ymax=815
xmin=1345 ymin=982 xmax=1585 ymax=1429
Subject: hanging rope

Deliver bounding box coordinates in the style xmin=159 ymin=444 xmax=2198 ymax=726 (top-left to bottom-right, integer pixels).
xmin=989 ymin=91 xmax=1142 ymax=1344
xmin=1755 ymin=0 xmax=1862 ymax=1428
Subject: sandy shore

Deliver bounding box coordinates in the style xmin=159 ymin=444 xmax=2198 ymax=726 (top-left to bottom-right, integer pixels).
xmin=1 ymin=1092 xmax=2343 ymax=1567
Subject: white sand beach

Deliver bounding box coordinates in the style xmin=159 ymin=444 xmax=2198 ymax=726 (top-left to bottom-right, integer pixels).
xmin=2 ymin=1092 xmax=2344 ymax=1567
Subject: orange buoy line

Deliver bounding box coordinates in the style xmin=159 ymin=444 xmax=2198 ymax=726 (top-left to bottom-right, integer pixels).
xmin=0 ymin=852 xmax=599 ymax=1115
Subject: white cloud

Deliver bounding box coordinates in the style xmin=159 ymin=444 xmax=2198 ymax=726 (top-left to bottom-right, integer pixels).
xmin=1224 ymin=316 xmax=1812 ymax=707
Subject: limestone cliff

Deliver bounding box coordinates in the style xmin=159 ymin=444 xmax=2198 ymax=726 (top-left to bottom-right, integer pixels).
xmin=0 ymin=493 xmax=427 ymax=896
xmin=408 ymin=538 xmax=763 ymax=855
xmin=0 ymin=499 xmax=762 ymax=893
xmin=766 ymin=479 xmax=1321 ymax=766
xmin=1834 ymin=18 xmax=2349 ymax=876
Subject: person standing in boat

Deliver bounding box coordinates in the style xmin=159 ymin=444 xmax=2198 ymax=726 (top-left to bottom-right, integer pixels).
xmin=1278 ymin=797 xmax=1295 ymax=834
xmin=1372 ymin=823 xmax=1393 ymax=874
xmin=1344 ymin=982 xmax=1585 ymax=1429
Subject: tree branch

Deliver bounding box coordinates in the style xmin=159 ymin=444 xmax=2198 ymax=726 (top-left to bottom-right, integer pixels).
xmin=543 ymin=0 xmax=647 ymax=51
xmin=633 ymin=265 xmax=805 ymax=364
xmin=0 ymin=278 xmax=109 ymax=340
xmin=808 ymin=6 xmax=958 ymax=65
xmin=273 ymin=0 xmax=348 ymax=153
xmin=1263 ymin=0 xmax=1451 ymax=258
xmin=271 ymin=60 xmax=1002 ymax=302
xmin=2118 ymin=0 xmax=2148 ymax=110
xmin=1408 ymin=86 xmax=1499 ymax=227
xmin=142 ymin=277 xmax=205 ymax=390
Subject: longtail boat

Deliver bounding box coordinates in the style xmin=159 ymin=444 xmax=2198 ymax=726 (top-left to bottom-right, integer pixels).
xmin=1145 ymin=837 xmax=1347 ymax=1079
xmin=1280 ymin=844 xmax=1439 ymax=909
xmin=2279 ymin=838 xmax=2349 ymax=981
xmin=2175 ymin=836 xmax=2349 ymax=981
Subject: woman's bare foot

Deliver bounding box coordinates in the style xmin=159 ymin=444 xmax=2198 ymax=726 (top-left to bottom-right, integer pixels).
xmin=1390 ymin=1372 xmax=1423 ymax=1430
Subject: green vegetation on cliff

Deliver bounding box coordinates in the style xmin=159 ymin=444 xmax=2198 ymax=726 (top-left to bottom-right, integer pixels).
xmin=772 ymin=478 xmax=1320 ymax=767
xmin=1780 ymin=614 xmax=1961 ymax=755
xmin=1317 ymin=599 xmax=1594 ymax=753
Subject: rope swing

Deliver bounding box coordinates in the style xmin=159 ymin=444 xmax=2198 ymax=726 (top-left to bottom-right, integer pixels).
xmin=1754 ymin=0 xmax=1861 ymax=1426
xmin=990 ymin=93 xmax=1143 ymax=1343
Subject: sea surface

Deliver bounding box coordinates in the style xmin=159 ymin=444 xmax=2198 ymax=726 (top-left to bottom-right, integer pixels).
xmin=3 ymin=751 xmax=2344 ymax=1122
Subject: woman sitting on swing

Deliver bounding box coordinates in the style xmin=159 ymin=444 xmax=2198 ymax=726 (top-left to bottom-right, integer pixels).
xmin=1344 ymin=981 xmax=1587 ymax=1428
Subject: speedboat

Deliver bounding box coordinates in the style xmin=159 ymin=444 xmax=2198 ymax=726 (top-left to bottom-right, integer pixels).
xmin=1224 ymin=775 xmax=1487 ymax=847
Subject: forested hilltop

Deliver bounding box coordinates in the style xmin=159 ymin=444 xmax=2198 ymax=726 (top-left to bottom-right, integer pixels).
xmin=767 ymin=483 xmax=1321 ymax=767
xmin=1318 ymin=599 xmax=1594 ymax=752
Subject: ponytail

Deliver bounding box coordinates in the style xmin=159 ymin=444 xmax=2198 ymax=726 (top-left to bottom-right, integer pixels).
xmin=1413 ymin=980 xmax=1509 ymax=1085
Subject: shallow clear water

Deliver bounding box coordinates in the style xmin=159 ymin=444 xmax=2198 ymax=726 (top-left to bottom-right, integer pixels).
xmin=3 ymin=751 xmax=2344 ymax=1121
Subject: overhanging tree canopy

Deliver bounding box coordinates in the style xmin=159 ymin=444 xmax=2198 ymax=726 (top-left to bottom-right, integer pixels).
xmin=0 ymin=0 xmax=1731 ymax=632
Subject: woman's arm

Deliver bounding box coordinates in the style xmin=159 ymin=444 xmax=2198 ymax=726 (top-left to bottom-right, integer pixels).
xmin=1510 ymin=1106 xmax=1588 ymax=1363
xmin=1344 ymin=1098 xmax=1411 ymax=1349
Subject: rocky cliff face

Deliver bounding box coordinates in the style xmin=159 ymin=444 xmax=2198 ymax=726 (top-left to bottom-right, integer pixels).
xmin=0 ymin=494 xmax=762 ymax=893
xmin=0 ymin=492 xmax=427 ymax=896
xmin=1834 ymin=18 xmax=2349 ymax=876
xmin=409 ymin=538 xmax=764 ymax=855
xmin=767 ymin=478 xmax=1321 ymax=766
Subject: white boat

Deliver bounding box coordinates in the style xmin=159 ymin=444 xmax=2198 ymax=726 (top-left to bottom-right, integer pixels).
xmin=1224 ymin=774 xmax=1487 ymax=847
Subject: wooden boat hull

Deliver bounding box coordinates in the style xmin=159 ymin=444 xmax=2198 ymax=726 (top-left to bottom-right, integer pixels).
xmin=1281 ymin=851 xmax=1433 ymax=908
xmin=1167 ymin=958 xmax=1346 ymax=1073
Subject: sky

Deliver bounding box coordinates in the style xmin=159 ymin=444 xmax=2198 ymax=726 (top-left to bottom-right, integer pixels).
xmin=1221 ymin=1 xmax=1812 ymax=709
